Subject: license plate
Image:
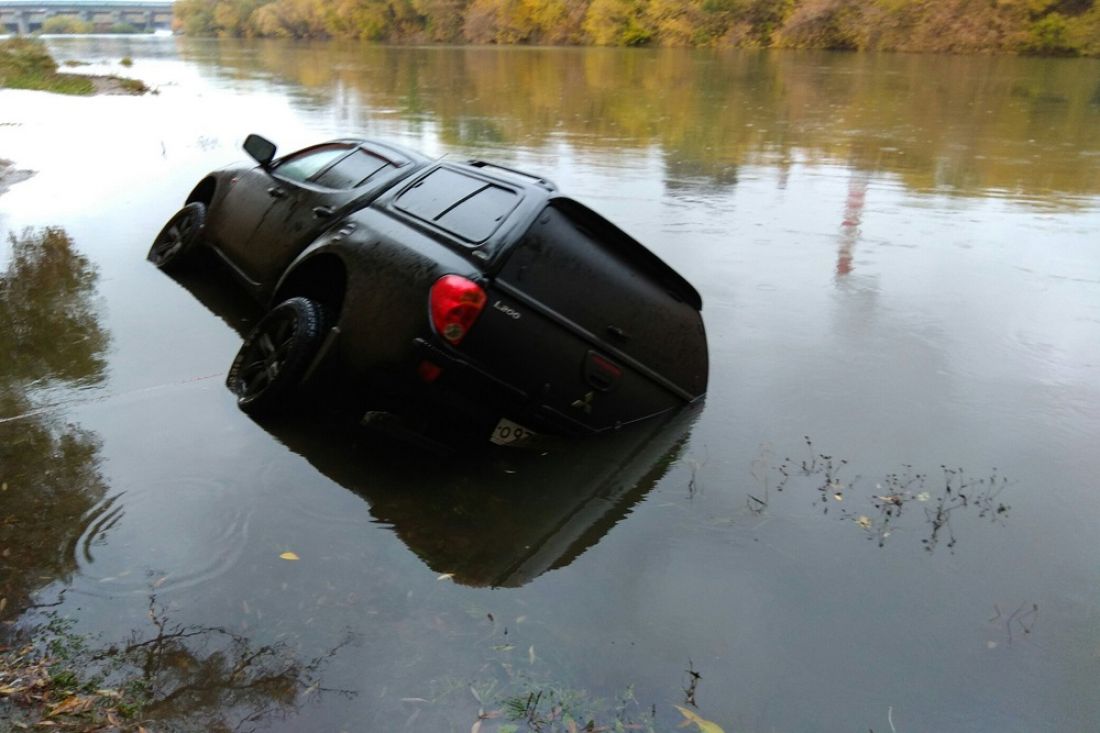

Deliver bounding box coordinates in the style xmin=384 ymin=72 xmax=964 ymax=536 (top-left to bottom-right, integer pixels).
xmin=490 ymin=418 xmax=537 ymax=446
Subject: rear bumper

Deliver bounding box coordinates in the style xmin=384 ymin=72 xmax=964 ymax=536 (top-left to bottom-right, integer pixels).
xmin=411 ymin=338 xmax=597 ymax=436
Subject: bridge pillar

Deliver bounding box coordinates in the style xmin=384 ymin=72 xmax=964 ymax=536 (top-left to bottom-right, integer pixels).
xmin=145 ymin=10 xmax=154 ymax=30
xmin=17 ymin=9 xmax=29 ymax=34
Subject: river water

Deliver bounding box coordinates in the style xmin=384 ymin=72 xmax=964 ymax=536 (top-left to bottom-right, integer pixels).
xmin=2 ymin=37 xmax=1099 ymax=732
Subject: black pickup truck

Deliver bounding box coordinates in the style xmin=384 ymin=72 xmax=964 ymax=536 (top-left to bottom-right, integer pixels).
xmin=149 ymin=134 xmax=708 ymax=443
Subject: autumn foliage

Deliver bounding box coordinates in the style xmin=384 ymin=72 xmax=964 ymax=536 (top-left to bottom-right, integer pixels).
xmin=174 ymin=0 xmax=1100 ymax=54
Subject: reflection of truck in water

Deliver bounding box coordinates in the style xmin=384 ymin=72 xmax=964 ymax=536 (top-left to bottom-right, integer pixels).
xmin=264 ymin=404 xmax=699 ymax=588
xmin=150 ymin=134 xmax=708 ymax=442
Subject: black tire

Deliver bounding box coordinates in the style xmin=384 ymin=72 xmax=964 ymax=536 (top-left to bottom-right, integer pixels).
xmin=226 ymin=297 xmax=328 ymax=416
xmin=148 ymin=202 xmax=205 ymax=270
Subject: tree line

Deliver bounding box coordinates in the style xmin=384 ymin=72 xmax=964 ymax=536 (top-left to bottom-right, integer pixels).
xmin=175 ymin=0 xmax=1100 ymax=55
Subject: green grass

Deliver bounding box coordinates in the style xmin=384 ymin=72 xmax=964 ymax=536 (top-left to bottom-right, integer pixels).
xmin=106 ymin=75 xmax=150 ymax=94
xmin=3 ymin=71 xmax=96 ymax=95
xmin=1 ymin=38 xmax=150 ymax=95
xmin=0 ymin=37 xmax=95 ymax=95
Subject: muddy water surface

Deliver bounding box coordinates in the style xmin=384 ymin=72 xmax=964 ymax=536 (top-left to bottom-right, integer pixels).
xmin=2 ymin=37 xmax=1100 ymax=731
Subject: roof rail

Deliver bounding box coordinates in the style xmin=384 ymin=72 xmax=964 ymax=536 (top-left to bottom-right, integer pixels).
xmin=466 ymin=160 xmax=557 ymax=191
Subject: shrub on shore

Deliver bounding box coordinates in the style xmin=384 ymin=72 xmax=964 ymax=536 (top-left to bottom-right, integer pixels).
xmin=171 ymin=0 xmax=1100 ymax=56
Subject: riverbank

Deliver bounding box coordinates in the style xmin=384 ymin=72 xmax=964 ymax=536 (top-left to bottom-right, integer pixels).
xmin=175 ymin=0 xmax=1100 ymax=56
xmin=0 ymin=38 xmax=150 ymax=95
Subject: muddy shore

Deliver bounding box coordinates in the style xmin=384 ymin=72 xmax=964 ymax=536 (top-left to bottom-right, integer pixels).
xmin=0 ymin=158 xmax=33 ymax=197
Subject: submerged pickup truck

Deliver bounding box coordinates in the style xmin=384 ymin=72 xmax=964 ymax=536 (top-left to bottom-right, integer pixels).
xmin=149 ymin=134 xmax=708 ymax=442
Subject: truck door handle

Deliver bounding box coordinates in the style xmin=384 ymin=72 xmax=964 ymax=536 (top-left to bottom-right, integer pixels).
xmin=266 ymin=186 xmax=286 ymax=199
xmin=312 ymin=206 xmax=335 ymax=218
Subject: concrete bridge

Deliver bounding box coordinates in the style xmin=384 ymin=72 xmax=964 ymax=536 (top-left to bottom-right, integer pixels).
xmin=0 ymin=1 xmax=174 ymax=34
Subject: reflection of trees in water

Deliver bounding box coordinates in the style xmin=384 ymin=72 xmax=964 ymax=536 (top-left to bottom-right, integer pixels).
xmin=0 ymin=226 xmax=107 ymax=386
xmin=2 ymin=594 xmax=354 ymax=732
xmin=0 ymin=229 xmax=353 ymax=731
xmin=0 ymin=393 xmax=109 ymax=619
xmin=113 ymin=596 xmax=353 ymax=732
xmin=182 ymin=41 xmax=1100 ymax=202
xmin=0 ymin=227 xmax=110 ymax=622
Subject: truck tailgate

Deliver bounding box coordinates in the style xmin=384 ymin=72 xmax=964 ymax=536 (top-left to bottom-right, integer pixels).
xmin=460 ymin=199 xmax=708 ymax=433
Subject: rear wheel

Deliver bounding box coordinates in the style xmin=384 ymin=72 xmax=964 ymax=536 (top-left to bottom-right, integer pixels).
xmin=148 ymin=202 xmax=205 ymax=270
xmin=226 ymin=297 xmax=328 ymax=415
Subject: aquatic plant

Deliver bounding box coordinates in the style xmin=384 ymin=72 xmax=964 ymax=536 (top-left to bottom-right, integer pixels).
xmin=750 ymin=436 xmax=1011 ymax=553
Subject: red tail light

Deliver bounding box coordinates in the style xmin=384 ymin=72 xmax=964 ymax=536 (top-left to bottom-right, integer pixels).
xmin=430 ymin=275 xmax=487 ymax=345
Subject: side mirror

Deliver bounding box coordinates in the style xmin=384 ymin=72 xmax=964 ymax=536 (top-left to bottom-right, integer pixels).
xmin=243 ymin=134 xmax=276 ymax=168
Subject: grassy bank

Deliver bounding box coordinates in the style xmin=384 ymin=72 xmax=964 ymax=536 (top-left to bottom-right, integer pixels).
xmin=0 ymin=38 xmax=94 ymax=95
xmin=174 ymin=0 xmax=1100 ymax=56
xmin=0 ymin=38 xmax=151 ymax=96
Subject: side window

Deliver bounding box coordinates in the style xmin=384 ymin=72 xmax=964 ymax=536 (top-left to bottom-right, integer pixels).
xmin=273 ymin=144 xmax=351 ymax=184
xmin=396 ymin=168 xmax=520 ymax=244
xmin=313 ymin=149 xmax=392 ymax=190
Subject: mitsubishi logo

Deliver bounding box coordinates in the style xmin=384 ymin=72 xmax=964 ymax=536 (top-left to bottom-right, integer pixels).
xmin=571 ymin=391 xmax=595 ymax=414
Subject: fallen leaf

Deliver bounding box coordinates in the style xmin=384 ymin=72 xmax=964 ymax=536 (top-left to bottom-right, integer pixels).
xmin=152 ymin=575 xmax=168 ymax=589
xmin=470 ymin=721 xmax=481 ymax=733
xmin=48 ymin=694 xmax=93 ymax=717
xmin=855 ymin=515 xmax=872 ymax=529
xmin=437 ymin=573 xmax=455 ymax=581
xmin=528 ymin=645 xmax=536 ymax=665
xmin=916 ymin=492 xmax=931 ymax=502
xmin=279 ymin=552 xmax=300 ymax=561
xmin=833 ymin=493 xmax=843 ymax=501
xmin=0 ymin=597 xmax=7 ymax=613
xmin=674 ymin=705 xmax=725 ymax=733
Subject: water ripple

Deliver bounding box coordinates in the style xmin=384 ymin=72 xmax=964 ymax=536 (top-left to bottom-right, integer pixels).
xmin=69 ymin=476 xmax=253 ymax=597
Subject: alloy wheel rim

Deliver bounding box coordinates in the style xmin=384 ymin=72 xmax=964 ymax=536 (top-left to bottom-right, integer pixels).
xmin=152 ymin=212 xmax=194 ymax=263
xmin=235 ymin=310 xmax=298 ymax=399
